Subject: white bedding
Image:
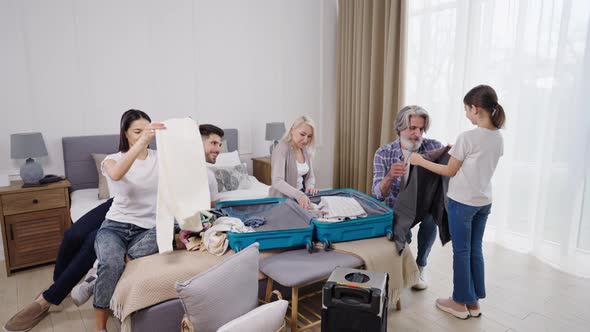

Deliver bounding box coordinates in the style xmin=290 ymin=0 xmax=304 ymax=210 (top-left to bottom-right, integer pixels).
xmin=70 ymin=189 xmax=109 ymax=222
xmin=214 ymin=176 xmax=270 ymax=201
xmin=70 ymin=176 xmax=270 ymax=222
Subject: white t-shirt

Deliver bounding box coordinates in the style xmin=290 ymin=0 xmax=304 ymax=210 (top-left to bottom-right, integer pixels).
xmin=447 ymin=127 xmax=503 ymax=206
xmin=207 ymin=168 xmax=219 ymax=201
xmin=102 ymin=149 xmax=158 ymax=229
xmin=296 ymin=161 xmax=310 ymax=190
xmin=402 ymin=148 xmax=412 ymax=187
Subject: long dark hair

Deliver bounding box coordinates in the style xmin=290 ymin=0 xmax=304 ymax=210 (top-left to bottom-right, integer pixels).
xmin=119 ymin=109 xmax=151 ymax=152
xmin=463 ymin=85 xmax=506 ymax=129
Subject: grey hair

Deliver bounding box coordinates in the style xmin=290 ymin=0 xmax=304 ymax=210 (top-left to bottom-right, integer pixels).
xmin=394 ymin=105 xmax=430 ymax=135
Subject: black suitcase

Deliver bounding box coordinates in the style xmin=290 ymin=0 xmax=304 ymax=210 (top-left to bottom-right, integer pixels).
xmin=321 ymin=268 xmax=389 ymax=332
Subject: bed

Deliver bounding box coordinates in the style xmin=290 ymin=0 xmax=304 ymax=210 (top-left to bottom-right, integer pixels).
xmin=62 ymin=129 xmax=270 ymax=222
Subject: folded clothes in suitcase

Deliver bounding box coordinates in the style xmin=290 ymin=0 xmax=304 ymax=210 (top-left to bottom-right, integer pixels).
xmin=310 ymin=189 xmax=393 ymax=250
xmin=215 ymin=197 xmax=315 ymax=252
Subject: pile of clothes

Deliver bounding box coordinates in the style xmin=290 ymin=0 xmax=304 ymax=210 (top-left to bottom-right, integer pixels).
xmin=309 ymin=196 xmax=367 ymax=222
xmin=178 ymin=209 xmax=268 ymax=256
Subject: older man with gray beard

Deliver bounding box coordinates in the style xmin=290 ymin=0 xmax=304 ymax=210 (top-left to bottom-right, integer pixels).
xmin=372 ymin=105 xmax=443 ymax=290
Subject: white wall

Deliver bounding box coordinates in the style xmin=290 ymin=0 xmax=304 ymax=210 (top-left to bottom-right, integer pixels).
xmin=0 ymin=0 xmax=338 ymax=261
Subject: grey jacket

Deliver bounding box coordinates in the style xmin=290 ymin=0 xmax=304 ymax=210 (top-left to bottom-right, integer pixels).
xmin=392 ymin=146 xmax=452 ymax=254
xmin=268 ymin=140 xmax=315 ymax=199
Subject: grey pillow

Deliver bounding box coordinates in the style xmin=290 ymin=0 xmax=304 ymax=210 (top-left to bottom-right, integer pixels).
xmin=210 ymin=163 xmax=251 ymax=192
xmin=91 ymin=153 xmax=110 ymax=199
xmin=176 ymin=243 xmax=259 ymax=332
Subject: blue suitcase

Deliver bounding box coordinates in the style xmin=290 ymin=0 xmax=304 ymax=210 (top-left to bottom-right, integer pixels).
xmin=310 ymin=189 xmax=393 ymax=250
xmin=215 ymin=197 xmax=315 ymax=252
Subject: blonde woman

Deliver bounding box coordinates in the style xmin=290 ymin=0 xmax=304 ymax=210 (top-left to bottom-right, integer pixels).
xmin=268 ymin=116 xmax=319 ymax=209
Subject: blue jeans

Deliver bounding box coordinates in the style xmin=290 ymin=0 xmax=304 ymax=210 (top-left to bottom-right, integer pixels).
xmin=93 ymin=219 xmax=158 ymax=309
xmin=406 ymin=215 xmax=437 ymax=268
xmin=447 ymin=198 xmax=491 ymax=304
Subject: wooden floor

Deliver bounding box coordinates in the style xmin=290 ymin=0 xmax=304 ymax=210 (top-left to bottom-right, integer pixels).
xmin=1 ymin=240 xmax=589 ymax=332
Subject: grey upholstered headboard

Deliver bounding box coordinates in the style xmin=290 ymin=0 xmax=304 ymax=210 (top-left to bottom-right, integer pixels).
xmin=62 ymin=128 xmax=238 ymax=191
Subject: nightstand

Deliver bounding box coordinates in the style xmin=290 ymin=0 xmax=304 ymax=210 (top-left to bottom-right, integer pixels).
xmin=0 ymin=180 xmax=71 ymax=276
xmin=252 ymin=156 xmax=272 ymax=185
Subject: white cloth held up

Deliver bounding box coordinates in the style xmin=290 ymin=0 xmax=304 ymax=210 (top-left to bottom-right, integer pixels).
xmin=156 ymin=118 xmax=211 ymax=253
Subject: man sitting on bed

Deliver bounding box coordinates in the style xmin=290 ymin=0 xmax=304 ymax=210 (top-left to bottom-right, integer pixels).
xmin=199 ymin=124 xmax=225 ymax=207
xmin=2 ymin=124 xmax=226 ymax=332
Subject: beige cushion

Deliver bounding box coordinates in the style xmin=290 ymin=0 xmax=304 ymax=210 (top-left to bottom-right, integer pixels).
xmin=176 ymin=243 xmax=259 ymax=332
xmin=91 ymin=153 xmax=110 ymax=199
xmin=217 ymin=300 xmax=288 ymax=332
xmin=220 ymin=140 xmax=229 ymax=153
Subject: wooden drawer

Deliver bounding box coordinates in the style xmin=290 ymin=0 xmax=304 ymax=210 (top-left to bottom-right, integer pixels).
xmin=252 ymin=157 xmax=272 ymax=186
xmin=5 ymin=208 xmax=68 ymax=268
xmin=1 ymin=188 xmax=66 ymax=216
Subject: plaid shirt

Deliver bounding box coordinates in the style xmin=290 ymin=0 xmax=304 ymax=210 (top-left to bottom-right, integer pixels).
xmin=372 ymin=138 xmax=443 ymax=208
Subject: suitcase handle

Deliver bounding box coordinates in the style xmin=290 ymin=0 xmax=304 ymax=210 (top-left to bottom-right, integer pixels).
xmin=333 ymin=285 xmax=371 ymax=304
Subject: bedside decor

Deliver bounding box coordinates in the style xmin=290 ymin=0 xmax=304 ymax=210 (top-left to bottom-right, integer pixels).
xmin=10 ymin=132 xmax=48 ymax=186
xmin=265 ymin=122 xmax=285 ymax=155
xmin=0 ymin=179 xmax=71 ymax=276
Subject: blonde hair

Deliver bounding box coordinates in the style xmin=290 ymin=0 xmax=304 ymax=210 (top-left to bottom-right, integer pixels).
xmin=282 ymin=115 xmax=317 ymax=150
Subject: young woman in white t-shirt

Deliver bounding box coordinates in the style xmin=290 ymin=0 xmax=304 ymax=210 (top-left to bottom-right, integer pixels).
xmin=93 ymin=109 xmax=165 ymax=332
xmin=410 ymin=85 xmax=506 ymax=319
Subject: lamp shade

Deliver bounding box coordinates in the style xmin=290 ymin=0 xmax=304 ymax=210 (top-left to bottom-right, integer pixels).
xmin=10 ymin=132 xmax=48 ymax=159
xmin=265 ymin=122 xmax=286 ymax=141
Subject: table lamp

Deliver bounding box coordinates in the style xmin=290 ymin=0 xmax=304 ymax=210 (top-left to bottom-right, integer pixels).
xmin=10 ymin=132 xmax=48 ymax=186
xmin=265 ymin=122 xmax=286 ymax=155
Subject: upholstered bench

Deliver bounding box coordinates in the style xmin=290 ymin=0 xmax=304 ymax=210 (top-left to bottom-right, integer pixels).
xmin=260 ymin=249 xmax=364 ymax=332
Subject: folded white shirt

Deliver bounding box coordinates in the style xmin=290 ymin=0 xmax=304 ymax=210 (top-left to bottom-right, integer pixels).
xmin=317 ymin=196 xmax=367 ymax=221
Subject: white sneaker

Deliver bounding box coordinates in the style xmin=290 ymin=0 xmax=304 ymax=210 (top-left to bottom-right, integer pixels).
xmin=71 ymin=267 xmax=97 ymax=306
xmin=412 ymin=266 xmax=428 ymax=290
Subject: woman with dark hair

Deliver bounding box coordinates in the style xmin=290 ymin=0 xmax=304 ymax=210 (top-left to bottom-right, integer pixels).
xmin=411 ymin=85 xmax=505 ymax=319
xmin=3 ymin=109 xmax=164 ymax=332
xmin=92 ymin=109 xmax=164 ymax=331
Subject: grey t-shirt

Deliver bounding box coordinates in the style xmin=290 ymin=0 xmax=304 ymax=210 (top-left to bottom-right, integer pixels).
xmin=402 ymin=149 xmax=412 ymax=187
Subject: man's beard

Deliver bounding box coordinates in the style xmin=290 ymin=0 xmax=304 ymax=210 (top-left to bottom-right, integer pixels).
xmin=400 ymin=136 xmax=423 ymax=152
xmin=206 ymin=153 xmax=217 ymax=164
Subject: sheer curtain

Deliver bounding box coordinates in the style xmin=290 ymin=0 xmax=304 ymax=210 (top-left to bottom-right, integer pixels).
xmin=404 ymin=0 xmax=590 ymax=277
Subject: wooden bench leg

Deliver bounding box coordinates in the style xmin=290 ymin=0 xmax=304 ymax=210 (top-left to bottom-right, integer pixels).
xmin=291 ymin=286 xmax=299 ymax=332
xmin=396 ymin=298 xmax=401 ymax=311
xmin=264 ymin=278 xmax=274 ymax=302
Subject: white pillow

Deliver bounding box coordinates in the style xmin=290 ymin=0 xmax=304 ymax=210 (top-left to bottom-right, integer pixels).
xmin=215 ymin=150 xmax=241 ymax=167
xmin=216 ymin=300 xmax=288 ymax=332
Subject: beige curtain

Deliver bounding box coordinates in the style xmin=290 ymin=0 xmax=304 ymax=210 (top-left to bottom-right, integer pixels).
xmin=333 ymin=0 xmax=407 ymax=194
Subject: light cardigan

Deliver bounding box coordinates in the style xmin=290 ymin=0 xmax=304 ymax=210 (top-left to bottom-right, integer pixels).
xmin=156 ymin=118 xmax=211 ymax=253
xmin=268 ymin=140 xmax=315 ymax=199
